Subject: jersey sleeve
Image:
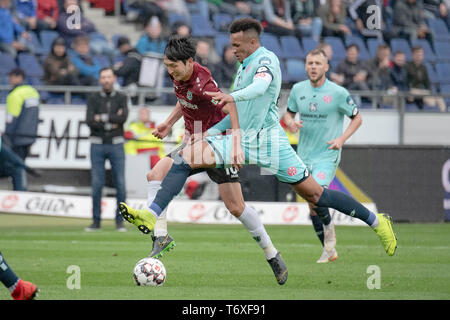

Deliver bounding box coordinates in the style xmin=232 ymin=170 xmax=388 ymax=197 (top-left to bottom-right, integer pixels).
xmin=287 ymin=85 xmax=298 ymax=113
xmin=202 ymin=78 xmax=223 ymax=108
xmin=338 ymin=88 xmax=359 ymax=118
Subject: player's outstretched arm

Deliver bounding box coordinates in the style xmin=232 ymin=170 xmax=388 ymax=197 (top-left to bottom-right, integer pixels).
xmin=328 ymin=112 xmax=362 ymax=150
xmin=153 ymin=101 xmax=183 ymax=139
xmin=282 ymin=110 xmax=303 ymax=133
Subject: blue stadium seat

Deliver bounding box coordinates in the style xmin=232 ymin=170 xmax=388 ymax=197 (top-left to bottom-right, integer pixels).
xmin=29 ymin=31 xmax=45 ymax=56
xmin=18 ymin=53 xmax=44 ymax=78
xmin=301 ymin=37 xmax=319 ymax=55
xmin=168 ymin=13 xmax=189 ymax=26
xmin=439 ymin=83 xmax=450 ymax=108
xmin=214 ymin=33 xmax=230 ymax=57
xmin=427 ymin=18 xmax=450 ymax=41
xmin=191 ymin=14 xmax=216 ymax=37
xmin=279 ymin=59 xmax=288 ymax=83
xmin=95 ymin=54 xmax=112 ymax=68
xmin=212 ymin=13 xmax=232 ymax=32
xmin=285 ymin=58 xmax=307 ymax=83
xmin=0 ymin=52 xmax=17 ymax=76
xmin=405 ymin=103 xmax=420 ymax=112
xmin=323 ymin=36 xmax=346 ymax=61
xmin=40 ymin=30 xmax=59 ymax=53
xmin=390 ymin=38 xmax=412 ymax=60
xmin=344 ymin=35 xmax=370 ymax=61
xmin=260 ymin=33 xmax=284 ymax=58
xmin=435 ymin=62 xmax=450 ymax=84
xmin=411 ymin=39 xmax=436 ymax=63
xmin=280 ymin=36 xmax=305 ymax=59
xmin=434 ymin=41 xmax=450 ymax=62
xmin=367 ymin=38 xmax=385 ymax=58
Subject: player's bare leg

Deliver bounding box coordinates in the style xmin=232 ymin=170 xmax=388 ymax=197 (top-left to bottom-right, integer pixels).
xmin=219 ymin=182 xmax=287 ymax=285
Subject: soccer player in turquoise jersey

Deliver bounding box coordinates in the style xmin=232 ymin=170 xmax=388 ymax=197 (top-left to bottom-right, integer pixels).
xmin=120 ymin=18 xmax=397 ymax=276
xmin=282 ymin=48 xmax=363 ymax=263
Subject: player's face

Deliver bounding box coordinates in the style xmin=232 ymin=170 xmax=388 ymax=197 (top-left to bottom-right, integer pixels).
xmin=164 ymin=56 xmax=194 ymax=82
xmin=230 ymin=31 xmax=254 ymax=63
xmin=305 ymin=54 xmax=329 ymax=84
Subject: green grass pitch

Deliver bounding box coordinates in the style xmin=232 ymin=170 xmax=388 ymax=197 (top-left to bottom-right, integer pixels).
xmin=1 ymin=213 xmax=450 ymax=300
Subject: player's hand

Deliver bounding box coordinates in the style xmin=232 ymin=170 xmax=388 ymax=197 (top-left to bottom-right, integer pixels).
xmin=287 ymin=119 xmax=303 ymax=133
xmin=231 ymin=133 xmax=244 ymax=170
xmin=205 ymin=91 xmax=235 ymax=105
xmin=327 ymin=137 xmax=345 ymax=150
xmin=152 ymin=122 xmax=171 ymax=139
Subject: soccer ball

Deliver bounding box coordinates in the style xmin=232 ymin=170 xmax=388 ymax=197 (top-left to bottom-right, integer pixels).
xmin=133 ymin=257 xmax=166 ymax=287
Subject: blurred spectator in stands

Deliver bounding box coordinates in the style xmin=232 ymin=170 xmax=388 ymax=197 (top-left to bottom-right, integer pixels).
xmin=124 ymin=107 xmax=165 ymax=168
xmin=348 ymin=0 xmax=384 ymax=41
xmin=37 ymin=0 xmax=59 ymax=31
xmin=12 ymin=0 xmax=38 ymax=31
xmin=3 ymin=68 xmax=39 ymax=191
xmin=71 ymin=35 xmax=101 ymax=86
xmin=207 ymin=0 xmax=263 ymax=19
xmin=125 ymin=0 xmax=167 ymax=26
xmin=136 ymin=16 xmax=166 ymax=55
xmin=291 ymin=0 xmax=323 ymax=41
xmin=262 ymin=0 xmax=303 ymax=40
xmin=195 ymin=39 xmax=218 ymax=75
xmin=389 ymin=50 xmax=409 ymax=92
xmin=0 ymin=0 xmax=33 ymax=58
xmin=85 ymin=67 xmax=129 ymax=232
xmin=214 ymin=44 xmax=238 ymax=89
xmin=156 ymin=0 xmax=191 ymax=24
xmin=334 ymin=44 xmax=370 ymax=91
xmin=57 ymin=0 xmax=96 ymax=47
xmin=390 ymin=0 xmax=433 ymax=44
xmin=317 ymin=42 xmax=344 ymax=84
xmin=405 ymin=45 xmax=446 ymax=111
xmin=367 ymin=43 xmax=392 ymax=90
xmin=423 ymin=0 xmax=448 ymax=22
xmin=113 ymin=36 xmax=142 ymax=103
xmin=185 ymin=0 xmax=209 ymax=21
xmin=443 ymin=0 xmax=450 ymax=27
xmin=171 ymin=20 xmax=191 ymax=37
xmin=317 ymin=0 xmax=351 ymax=39
xmin=44 ymin=37 xmax=79 ymax=85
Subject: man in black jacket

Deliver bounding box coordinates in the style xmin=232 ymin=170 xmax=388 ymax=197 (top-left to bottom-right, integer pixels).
xmin=85 ymin=67 xmax=129 ymax=231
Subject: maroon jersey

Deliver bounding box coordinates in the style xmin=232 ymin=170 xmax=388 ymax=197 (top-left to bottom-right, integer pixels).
xmin=171 ymin=62 xmax=226 ymax=134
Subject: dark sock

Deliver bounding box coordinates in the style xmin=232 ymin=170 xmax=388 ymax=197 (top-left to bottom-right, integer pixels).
xmin=313 ymin=206 xmax=331 ymax=225
xmin=0 ymin=251 xmax=19 ymax=289
xmin=316 ymin=188 xmax=376 ymax=226
xmin=310 ymin=215 xmax=324 ymax=246
xmin=150 ymin=152 xmax=192 ymax=216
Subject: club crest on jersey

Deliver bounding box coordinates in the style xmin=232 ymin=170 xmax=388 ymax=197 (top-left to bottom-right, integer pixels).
xmin=287 ymin=166 xmax=298 ymax=177
xmin=309 ymin=102 xmax=318 ymax=112
xmin=323 ymin=95 xmax=332 ymax=103
xmin=187 ymin=90 xmax=193 ymax=100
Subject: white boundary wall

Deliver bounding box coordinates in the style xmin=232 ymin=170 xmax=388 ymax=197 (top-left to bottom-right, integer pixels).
xmin=0 ymin=190 xmax=372 ymax=226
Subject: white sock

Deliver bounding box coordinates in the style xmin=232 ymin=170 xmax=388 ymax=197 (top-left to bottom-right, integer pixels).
xmin=370 ymin=215 xmax=380 ymax=229
xmin=147 ymin=180 xmax=168 ymax=237
xmin=238 ymin=205 xmax=278 ymax=260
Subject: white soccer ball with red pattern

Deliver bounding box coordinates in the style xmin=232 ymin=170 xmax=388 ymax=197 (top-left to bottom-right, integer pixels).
xmin=133 ymin=257 xmax=166 ymax=287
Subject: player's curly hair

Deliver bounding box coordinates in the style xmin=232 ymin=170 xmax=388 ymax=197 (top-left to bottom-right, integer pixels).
xmin=229 ymin=17 xmax=262 ymax=36
xmin=164 ymin=36 xmax=196 ymax=64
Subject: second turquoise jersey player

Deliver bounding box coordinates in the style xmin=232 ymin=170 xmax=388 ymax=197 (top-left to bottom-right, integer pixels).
xmin=120 ymin=19 xmax=397 ymax=278
xmin=283 ymin=49 xmax=362 ymax=263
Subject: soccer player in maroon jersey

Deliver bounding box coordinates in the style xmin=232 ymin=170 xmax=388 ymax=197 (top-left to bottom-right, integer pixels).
xmin=120 ymin=36 xmax=288 ymax=285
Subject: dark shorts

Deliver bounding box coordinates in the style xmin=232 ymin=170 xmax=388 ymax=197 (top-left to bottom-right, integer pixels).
xmin=166 ymin=144 xmax=240 ymax=185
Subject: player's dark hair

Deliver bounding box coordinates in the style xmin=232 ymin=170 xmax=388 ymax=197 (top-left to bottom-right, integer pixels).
xmin=229 ymin=17 xmax=262 ymax=36
xmin=164 ymin=36 xmax=196 ymax=64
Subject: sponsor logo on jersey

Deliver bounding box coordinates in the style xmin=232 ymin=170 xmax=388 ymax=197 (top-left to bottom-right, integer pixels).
xmin=346 ymin=95 xmax=355 ymax=106
xmin=179 ymin=98 xmax=198 ymax=110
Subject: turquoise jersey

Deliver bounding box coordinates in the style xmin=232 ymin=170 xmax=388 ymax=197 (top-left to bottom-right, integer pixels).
xmin=209 ymin=47 xmax=282 ymax=141
xmin=287 ymin=79 xmax=358 ymax=165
